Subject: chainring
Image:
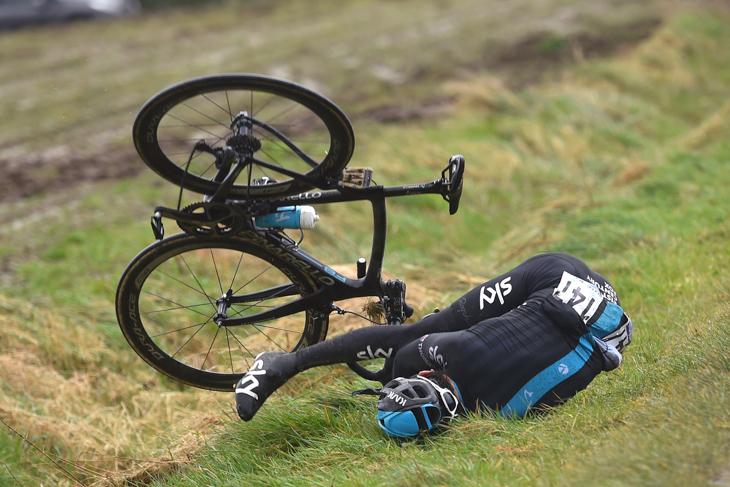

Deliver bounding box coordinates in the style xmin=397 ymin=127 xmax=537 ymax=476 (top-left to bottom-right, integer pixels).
xmin=177 ymin=202 xmax=246 ymax=237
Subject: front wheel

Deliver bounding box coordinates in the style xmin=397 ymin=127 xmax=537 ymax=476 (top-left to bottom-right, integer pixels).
xmin=115 ymin=233 xmax=330 ymax=391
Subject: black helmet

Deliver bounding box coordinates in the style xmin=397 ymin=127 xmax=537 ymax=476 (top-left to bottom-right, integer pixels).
xmin=376 ymin=376 xmax=460 ymax=438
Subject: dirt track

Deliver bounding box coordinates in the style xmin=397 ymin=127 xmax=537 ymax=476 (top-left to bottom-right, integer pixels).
xmin=0 ymin=17 xmax=662 ymax=204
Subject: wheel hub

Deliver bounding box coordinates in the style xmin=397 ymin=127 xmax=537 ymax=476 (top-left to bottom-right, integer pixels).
xmin=214 ymin=289 xmax=233 ymax=326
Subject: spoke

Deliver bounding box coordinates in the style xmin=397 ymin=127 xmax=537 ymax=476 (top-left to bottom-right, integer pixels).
xmin=140 ymin=290 xmax=213 ymax=319
xmin=256 ymin=147 xmax=286 ymax=172
xmin=255 ymin=99 xmax=299 ymax=125
xmin=251 ymin=125 xmax=322 ymax=170
xmin=170 ymin=321 xmax=209 ymax=360
xmin=209 ymin=248 xmax=224 ymax=295
xmin=249 ymin=155 xmax=275 ymax=181
xmin=228 ymin=282 xmax=297 ymax=318
xmin=250 ymin=324 xmax=288 ymax=352
xmin=164 ymin=111 xmax=228 ymax=139
xmin=255 ymin=147 xmax=315 ymax=177
xmin=149 ymin=318 xmax=213 ymax=338
xmin=228 ymin=296 xmax=289 ymax=318
xmin=154 ymin=269 xmax=213 ymax=299
xmin=232 ymin=91 xmax=237 ymax=124
xmin=255 ymin=133 xmax=300 ymax=161
xmin=232 ymin=263 xmax=274 ymax=296
xmin=225 ymin=328 xmax=234 ymax=374
xmin=200 ymin=326 xmax=221 ymax=371
xmin=178 ymin=101 xmax=231 ymax=131
xmin=227 ymin=251 xmax=245 ymax=297
xmin=157 ymin=136 xmax=225 ymax=146
xmin=158 ymin=122 xmax=223 ymax=127
xmin=186 ymin=158 xmax=218 ymax=179
xmin=178 ymin=254 xmax=218 ymax=308
xmin=201 ymin=92 xmax=233 ymax=121
xmin=254 ymin=125 xmax=329 ymax=152
xmin=259 ymin=131 xmax=327 ymax=145
xmin=229 ymin=302 xmax=274 ymax=316
xmin=251 ymin=93 xmax=277 ymax=118
xmin=247 ymin=322 xmax=305 ymax=335
xmin=141 ymin=301 xmax=212 ymax=316
xmin=226 ymin=327 xmax=257 ymax=370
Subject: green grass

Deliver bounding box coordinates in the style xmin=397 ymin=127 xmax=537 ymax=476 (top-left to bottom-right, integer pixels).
xmin=144 ymin=8 xmax=730 ymax=487
xmin=1 ymin=1 xmax=730 ymax=486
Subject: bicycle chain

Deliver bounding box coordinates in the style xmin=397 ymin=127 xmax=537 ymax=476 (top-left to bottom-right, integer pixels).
xmin=177 ymin=202 xmax=246 ymax=237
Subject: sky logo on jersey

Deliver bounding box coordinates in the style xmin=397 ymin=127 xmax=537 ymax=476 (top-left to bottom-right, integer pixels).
xmin=428 ymin=345 xmax=447 ymax=369
xmin=479 ymin=277 xmax=512 ymax=309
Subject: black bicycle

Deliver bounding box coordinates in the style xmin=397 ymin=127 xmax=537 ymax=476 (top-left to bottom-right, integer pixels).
xmin=115 ymin=74 xmax=465 ymax=392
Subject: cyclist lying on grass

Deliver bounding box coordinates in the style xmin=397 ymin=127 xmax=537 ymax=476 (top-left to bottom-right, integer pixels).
xmin=235 ymin=252 xmax=633 ymax=437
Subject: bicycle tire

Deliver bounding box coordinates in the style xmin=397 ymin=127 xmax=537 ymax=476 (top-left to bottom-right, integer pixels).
xmin=133 ymin=74 xmax=355 ymax=199
xmin=115 ymin=233 xmax=330 ymax=391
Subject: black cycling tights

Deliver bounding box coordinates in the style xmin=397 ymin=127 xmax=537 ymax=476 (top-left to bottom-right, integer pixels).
xmin=293 ymin=253 xmax=599 ymax=381
xmin=293 ymin=306 xmax=458 ymax=377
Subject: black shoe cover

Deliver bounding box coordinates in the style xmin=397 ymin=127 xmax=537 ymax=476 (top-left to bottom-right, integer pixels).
xmin=235 ymin=351 xmax=294 ymax=421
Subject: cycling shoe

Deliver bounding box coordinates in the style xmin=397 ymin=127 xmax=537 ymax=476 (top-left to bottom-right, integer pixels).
xmin=235 ymin=351 xmax=296 ymax=421
xmin=593 ymin=337 xmax=623 ymax=372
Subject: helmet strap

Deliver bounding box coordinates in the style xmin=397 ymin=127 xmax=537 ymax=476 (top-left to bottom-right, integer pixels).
xmin=351 ymin=387 xmax=382 ymax=397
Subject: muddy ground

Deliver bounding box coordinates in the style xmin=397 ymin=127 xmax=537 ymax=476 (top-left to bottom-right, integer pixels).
xmin=0 ymin=17 xmax=663 ymax=204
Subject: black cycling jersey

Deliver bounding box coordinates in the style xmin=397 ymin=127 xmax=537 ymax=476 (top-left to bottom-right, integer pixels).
xmin=443 ymin=252 xmax=621 ymax=328
xmin=262 ymin=253 xmax=630 ymax=418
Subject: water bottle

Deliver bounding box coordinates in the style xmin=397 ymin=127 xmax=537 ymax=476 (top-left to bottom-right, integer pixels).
xmin=254 ymin=206 xmax=319 ymax=230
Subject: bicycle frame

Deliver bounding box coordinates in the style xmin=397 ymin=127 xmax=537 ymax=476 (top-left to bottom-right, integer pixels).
xmin=152 ymin=174 xmax=451 ymax=329
xmin=119 ymin=74 xmax=466 ymax=390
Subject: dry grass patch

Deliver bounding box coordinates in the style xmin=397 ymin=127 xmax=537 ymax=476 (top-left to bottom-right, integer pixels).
xmin=0 ymin=294 xmax=228 ymax=484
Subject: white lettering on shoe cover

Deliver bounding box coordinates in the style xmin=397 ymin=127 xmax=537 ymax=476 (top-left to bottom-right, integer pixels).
xmin=235 ymin=359 xmax=266 ymax=399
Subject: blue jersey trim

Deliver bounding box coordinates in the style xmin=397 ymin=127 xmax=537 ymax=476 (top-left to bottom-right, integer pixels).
xmin=589 ymin=301 xmax=623 ymax=338
xmin=499 ymin=333 xmax=594 ymax=418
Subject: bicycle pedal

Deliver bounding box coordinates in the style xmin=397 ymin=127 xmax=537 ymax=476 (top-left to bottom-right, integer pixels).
xmin=341 ymin=167 xmax=373 ymax=188
xmin=150 ymin=212 xmax=164 ymax=240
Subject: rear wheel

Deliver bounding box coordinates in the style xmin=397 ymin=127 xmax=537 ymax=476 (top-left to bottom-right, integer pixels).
xmin=132 ymin=74 xmax=356 ymax=198
xmin=115 ymin=233 xmax=330 ymax=391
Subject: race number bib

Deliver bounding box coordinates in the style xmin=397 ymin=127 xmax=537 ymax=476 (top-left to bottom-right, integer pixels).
xmin=552 ymin=272 xmax=604 ymax=323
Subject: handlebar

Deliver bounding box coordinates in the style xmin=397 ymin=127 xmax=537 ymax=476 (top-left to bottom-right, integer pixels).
xmin=148 ymin=155 xmax=466 ymax=241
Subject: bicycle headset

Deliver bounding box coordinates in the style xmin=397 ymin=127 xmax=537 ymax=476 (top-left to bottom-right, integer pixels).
xmin=376 ymin=376 xmax=461 ymax=438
